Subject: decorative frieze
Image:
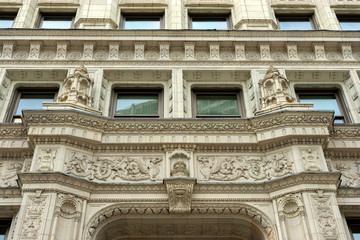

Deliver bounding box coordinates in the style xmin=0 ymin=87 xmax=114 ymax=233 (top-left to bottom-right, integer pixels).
xmin=0 ymin=161 xmax=23 ymax=187
xmin=65 ymin=152 xmax=163 ymax=182
xmin=21 ymin=196 xmax=48 ymax=239
xmin=196 ymin=152 xmax=293 ymax=182
xmin=334 ymin=160 xmax=360 ymax=187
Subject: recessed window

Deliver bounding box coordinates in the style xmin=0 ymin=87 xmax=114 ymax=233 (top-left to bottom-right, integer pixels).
xmin=189 ymin=14 xmax=230 ymax=29
xmin=193 ymin=90 xmax=243 ymax=118
xmin=0 ymin=15 xmax=16 ymax=28
xmin=347 ymin=218 xmax=360 ymax=240
xmin=113 ymin=90 xmax=163 ymax=117
xmin=297 ymin=91 xmax=348 ymax=124
xmin=10 ymin=90 xmax=57 ymax=123
xmin=0 ymin=219 xmax=11 ymax=240
xmin=277 ymin=16 xmax=315 ymax=30
xmin=122 ymin=15 xmax=163 ymax=29
xmin=338 ymin=16 xmax=360 ymax=30
xmin=39 ymin=15 xmax=74 ymax=29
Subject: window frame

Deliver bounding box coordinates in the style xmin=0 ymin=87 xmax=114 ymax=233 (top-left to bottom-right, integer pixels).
xmin=346 ymin=218 xmax=360 ymax=240
xmin=295 ymin=89 xmax=349 ymax=123
xmin=0 ymin=13 xmax=17 ymax=28
xmin=192 ymin=89 xmax=244 ymax=118
xmin=120 ymin=13 xmax=165 ymax=30
xmin=276 ymin=14 xmax=317 ymax=30
xmin=0 ymin=219 xmax=12 ymax=240
xmin=37 ymin=13 xmax=75 ymax=29
xmin=188 ymin=13 xmax=232 ymax=30
xmin=337 ymin=15 xmax=360 ymax=30
xmin=8 ymin=88 xmax=58 ymax=123
xmin=111 ymin=89 xmax=164 ymax=118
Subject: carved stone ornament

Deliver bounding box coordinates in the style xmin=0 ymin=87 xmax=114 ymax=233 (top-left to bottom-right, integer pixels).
xmin=312 ymin=196 xmax=338 ymax=239
xmin=302 ymin=149 xmax=321 ymax=171
xmin=43 ymin=65 xmax=101 ymax=115
xmin=164 ymin=178 xmax=196 ymax=215
xmin=259 ymin=66 xmax=295 ymax=108
xmin=0 ymin=161 xmax=23 ymax=187
xmin=256 ymin=66 xmax=313 ymax=115
xmin=36 ymin=148 xmax=56 ymax=172
xmin=169 ymin=149 xmax=191 ymax=178
xmin=277 ymin=193 xmax=304 ymax=218
xmin=55 ymin=194 xmax=82 ymax=220
xmin=21 ymin=197 xmax=48 ymax=239
xmin=334 ymin=160 xmax=360 ymax=187
xmin=197 ymin=152 xmax=293 ymax=182
xmin=65 ymin=152 xmax=163 ymax=182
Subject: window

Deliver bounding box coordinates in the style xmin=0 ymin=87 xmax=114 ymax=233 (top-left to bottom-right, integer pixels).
xmin=189 ymin=14 xmax=231 ymax=30
xmin=297 ymin=90 xmax=348 ymax=123
xmin=113 ymin=90 xmax=163 ymax=117
xmin=193 ymin=90 xmax=243 ymax=118
xmin=39 ymin=14 xmax=74 ymax=29
xmin=122 ymin=14 xmax=163 ymax=29
xmin=338 ymin=16 xmax=360 ymax=30
xmin=10 ymin=89 xmax=57 ymax=123
xmin=347 ymin=218 xmax=360 ymax=240
xmin=277 ymin=16 xmax=315 ymax=30
xmin=0 ymin=14 xmax=16 ymax=28
xmin=0 ymin=219 xmax=11 ymax=240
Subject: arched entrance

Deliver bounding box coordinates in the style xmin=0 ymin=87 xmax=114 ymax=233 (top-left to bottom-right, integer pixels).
xmin=85 ymin=205 xmax=276 ymax=240
xmin=95 ymin=216 xmax=266 ymax=240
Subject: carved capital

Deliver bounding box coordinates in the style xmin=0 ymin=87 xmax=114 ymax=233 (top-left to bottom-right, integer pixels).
xmin=164 ymin=178 xmax=196 ymax=215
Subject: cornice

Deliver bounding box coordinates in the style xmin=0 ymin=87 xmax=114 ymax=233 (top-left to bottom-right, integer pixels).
xmin=0 ymin=124 xmax=27 ymax=138
xmin=337 ymin=187 xmax=360 ymax=197
xmin=330 ymin=124 xmax=360 ymax=139
xmin=0 ymin=187 xmax=21 ymax=198
xmin=0 ymin=29 xmax=360 ymax=39
xmin=22 ymin=109 xmax=333 ymax=134
xmin=17 ymin=171 xmax=341 ymax=196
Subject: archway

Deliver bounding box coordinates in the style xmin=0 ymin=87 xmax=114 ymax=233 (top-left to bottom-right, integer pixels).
xmin=95 ymin=216 xmax=266 ymax=240
xmin=85 ymin=205 xmax=276 ymax=240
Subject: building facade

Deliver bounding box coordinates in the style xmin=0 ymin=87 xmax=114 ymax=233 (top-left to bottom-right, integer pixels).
xmin=1 ymin=0 xmax=360 ymax=239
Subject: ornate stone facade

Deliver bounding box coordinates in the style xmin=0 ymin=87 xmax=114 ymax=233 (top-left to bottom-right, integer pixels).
xmin=0 ymin=0 xmax=359 ymax=239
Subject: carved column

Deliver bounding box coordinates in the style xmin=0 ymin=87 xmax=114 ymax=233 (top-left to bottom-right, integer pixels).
xmin=313 ymin=42 xmax=326 ymax=60
xmin=234 ymin=42 xmax=246 ymax=60
xmin=134 ymin=42 xmax=145 ymax=60
xmin=339 ymin=43 xmax=354 ymax=61
xmin=2 ymin=41 xmax=15 ymax=59
xmin=56 ymin=41 xmax=69 ymax=60
xmin=209 ymin=42 xmax=220 ymax=60
xmin=108 ymin=42 xmax=119 ymax=60
xmin=159 ymin=42 xmax=170 ymax=60
xmin=286 ymin=42 xmax=299 ymax=60
xmin=184 ymin=42 xmax=195 ymax=60
xmin=29 ymin=41 xmax=42 ymax=60
xmin=83 ymin=42 xmax=95 ymax=60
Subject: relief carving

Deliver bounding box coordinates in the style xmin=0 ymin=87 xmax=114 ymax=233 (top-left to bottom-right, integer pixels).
xmin=302 ymin=149 xmax=321 ymax=171
xmin=164 ymin=178 xmax=196 ymax=215
xmin=65 ymin=152 xmax=163 ymax=181
xmin=312 ymin=196 xmax=338 ymax=239
xmin=334 ymin=160 xmax=360 ymax=187
xmin=197 ymin=152 xmax=293 ymax=181
xmin=22 ymin=197 xmax=47 ymax=239
xmin=0 ymin=161 xmax=23 ymax=187
xmin=56 ymin=194 xmax=82 ymax=220
xmin=169 ymin=149 xmax=191 ymax=178
xmin=36 ymin=148 xmax=56 ymax=172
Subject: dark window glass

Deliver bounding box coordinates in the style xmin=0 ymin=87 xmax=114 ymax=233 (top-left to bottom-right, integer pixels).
xmin=338 ymin=17 xmax=360 ymax=30
xmin=41 ymin=16 xmax=73 ymax=29
xmin=278 ymin=17 xmax=313 ymax=30
xmin=192 ymin=17 xmax=228 ymax=30
xmin=115 ymin=94 xmax=159 ymax=116
xmin=124 ymin=17 xmax=161 ymax=29
xmin=0 ymin=16 xmax=15 ymax=28
xmin=298 ymin=93 xmax=345 ymax=123
xmin=347 ymin=218 xmax=360 ymax=240
xmin=0 ymin=219 xmax=11 ymax=240
xmin=196 ymin=94 xmax=239 ymax=116
xmin=13 ymin=92 xmax=55 ymax=123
